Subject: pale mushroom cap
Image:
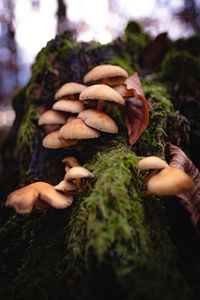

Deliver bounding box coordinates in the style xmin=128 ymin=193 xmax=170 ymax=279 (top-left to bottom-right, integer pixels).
xmin=113 ymin=84 xmax=134 ymax=98
xmin=78 ymin=109 xmax=118 ymax=133
xmin=62 ymin=156 xmax=80 ymax=167
xmin=38 ymin=110 xmax=67 ymax=125
xmin=55 ymin=82 xmax=86 ymax=100
xmin=137 ymin=156 xmax=169 ymax=170
xmin=147 ymin=167 xmax=194 ymax=196
xmin=42 ymin=130 xmax=63 ymax=149
xmin=54 ymin=180 xmax=77 ymax=193
xmin=42 ymin=131 xmax=78 ymax=149
xmin=52 ymin=100 xmax=85 ymax=114
xmin=5 ymin=182 xmax=73 ymax=214
xmin=59 ymin=119 xmax=100 ymax=139
xmin=79 ymin=84 xmax=125 ymax=105
xmin=83 ymin=64 xmax=128 ymax=84
xmin=65 ymin=166 xmax=94 ymax=180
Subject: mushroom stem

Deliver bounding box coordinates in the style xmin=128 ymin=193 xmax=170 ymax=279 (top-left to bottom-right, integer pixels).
xmin=75 ymin=178 xmax=81 ymax=189
xmin=97 ymin=99 xmax=105 ymax=111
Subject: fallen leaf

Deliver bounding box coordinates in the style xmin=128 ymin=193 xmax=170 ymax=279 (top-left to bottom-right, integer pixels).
xmin=125 ymin=72 xmax=144 ymax=96
xmin=124 ymin=73 xmax=149 ymax=145
xmin=168 ymin=142 xmax=200 ymax=230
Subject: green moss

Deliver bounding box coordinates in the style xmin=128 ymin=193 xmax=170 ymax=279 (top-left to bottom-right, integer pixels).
xmin=160 ymin=50 xmax=200 ymax=85
xmin=134 ymin=81 xmax=174 ymax=156
xmin=63 ymin=135 xmax=192 ymax=299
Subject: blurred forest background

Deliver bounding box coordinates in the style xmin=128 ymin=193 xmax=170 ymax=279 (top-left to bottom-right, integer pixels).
xmin=0 ymin=0 xmax=200 ymax=171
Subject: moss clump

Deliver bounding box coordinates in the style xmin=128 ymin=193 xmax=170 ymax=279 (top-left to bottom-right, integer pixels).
xmin=0 ymin=135 xmax=192 ymax=299
xmin=134 ymin=81 xmax=174 ymax=156
xmin=160 ymin=50 xmax=200 ymax=85
xmin=63 ymin=135 xmax=192 ymax=299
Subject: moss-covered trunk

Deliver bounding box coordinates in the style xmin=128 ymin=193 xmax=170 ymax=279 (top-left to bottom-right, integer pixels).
xmin=1 ymin=23 xmax=200 ymax=299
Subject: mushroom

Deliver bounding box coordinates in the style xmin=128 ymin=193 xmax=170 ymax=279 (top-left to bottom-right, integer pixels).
xmin=79 ymin=84 xmax=125 ymax=110
xmin=83 ymin=64 xmax=128 ymax=86
xmin=5 ymin=182 xmax=73 ymax=214
xmin=137 ymin=156 xmax=169 ymax=170
xmin=65 ymin=166 xmax=94 ymax=188
xmin=38 ymin=110 xmax=67 ymax=134
xmin=59 ymin=119 xmax=100 ymax=140
xmin=78 ymin=109 xmax=118 ymax=133
xmin=42 ymin=130 xmax=79 ymax=149
xmin=52 ymin=100 xmax=85 ymax=114
xmin=62 ymin=156 xmax=80 ymax=167
xmin=55 ymin=82 xmax=86 ymax=100
xmin=147 ymin=167 xmax=194 ymax=196
xmin=113 ymin=84 xmax=134 ymax=100
xmin=54 ymin=180 xmax=77 ymax=193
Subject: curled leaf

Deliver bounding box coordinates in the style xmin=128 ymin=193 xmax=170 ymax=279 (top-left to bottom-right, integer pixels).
xmin=124 ymin=73 xmax=149 ymax=145
xmin=168 ymin=142 xmax=200 ymax=230
xmin=125 ymin=72 xmax=144 ymax=96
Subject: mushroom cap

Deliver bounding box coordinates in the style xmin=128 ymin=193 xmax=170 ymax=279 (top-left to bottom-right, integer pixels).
xmin=62 ymin=156 xmax=80 ymax=167
xmin=59 ymin=119 xmax=100 ymax=140
xmin=38 ymin=110 xmax=67 ymax=125
xmin=137 ymin=156 xmax=169 ymax=170
xmin=147 ymin=167 xmax=194 ymax=196
xmin=113 ymin=84 xmax=134 ymax=98
xmin=79 ymin=84 xmax=125 ymax=105
xmin=5 ymin=182 xmax=73 ymax=214
xmin=52 ymin=100 xmax=85 ymax=114
xmin=83 ymin=64 xmax=128 ymax=85
xmin=54 ymin=180 xmax=77 ymax=193
xmin=78 ymin=109 xmax=118 ymax=133
xmin=55 ymin=82 xmax=86 ymax=100
xmin=65 ymin=166 xmax=94 ymax=180
xmin=42 ymin=130 xmax=78 ymax=149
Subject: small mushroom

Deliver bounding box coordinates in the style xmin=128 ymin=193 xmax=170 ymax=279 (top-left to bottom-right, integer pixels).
xmin=65 ymin=166 xmax=94 ymax=188
xmin=79 ymin=84 xmax=125 ymax=110
xmin=78 ymin=109 xmax=118 ymax=133
xmin=52 ymin=100 xmax=85 ymax=114
xmin=42 ymin=130 xmax=79 ymax=149
xmin=137 ymin=156 xmax=169 ymax=170
xmin=38 ymin=110 xmax=67 ymax=134
xmin=5 ymin=182 xmax=73 ymax=214
xmin=38 ymin=110 xmax=67 ymax=126
xmin=54 ymin=180 xmax=77 ymax=193
xmin=55 ymin=82 xmax=86 ymax=100
xmin=113 ymin=84 xmax=134 ymax=99
xmin=83 ymin=64 xmax=128 ymax=86
xmin=59 ymin=119 xmax=100 ymax=140
xmin=147 ymin=167 xmax=194 ymax=196
xmin=62 ymin=156 xmax=80 ymax=167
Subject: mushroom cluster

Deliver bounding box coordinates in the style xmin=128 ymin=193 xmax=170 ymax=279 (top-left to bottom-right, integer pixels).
xmin=6 ymin=64 xmax=130 ymax=214
xmin=137 ymin=156 xmax=194 ymax=195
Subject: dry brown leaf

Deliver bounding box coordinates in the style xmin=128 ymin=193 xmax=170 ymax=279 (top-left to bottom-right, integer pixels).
xmin=124 ymin=73 xmax=149 ymax=145
xmin=168 ymin=142 xmax=200 ymax=230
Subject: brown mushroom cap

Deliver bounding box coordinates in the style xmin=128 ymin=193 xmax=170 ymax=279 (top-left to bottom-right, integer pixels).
xmin=54 ymin=180 xmax=77 ymax=193
xmin=62 ymin=156 xmax=80 ymax=167
xmin=83 ymin=64 xmax=128 ymax=85
xmin=52 ymin=100 xmax=85 ymax=114
xmin=38 ymin=110 xmax=67 ymax=125
xmin=78 ymin=109 xmax=118 ymax=133
xmin=55 ymin=82 xmax=86 ymax=100
xmin=137 ymin=156 xmax=169 ymax=170
xmin=65 ymin=166 xmax=94 ymax=180
xmin=113 ymin=84 xmax=134 ymax=98
xmin=79 ymin=84 xmax=125 ymax=105
xmin=147 ymin=167 xmax=194 ymax=195
xmin=5 ymin=182 xmax=73 ymax=214
xmin=42 ymin=130 xmax=78 ymax=149
xmin=59 ymin=119 xmax=100 ymax=140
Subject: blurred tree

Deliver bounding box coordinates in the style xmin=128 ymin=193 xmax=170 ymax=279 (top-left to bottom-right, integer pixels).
xmin=0 ymin=0 xmax=18 ymax=104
